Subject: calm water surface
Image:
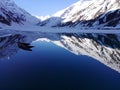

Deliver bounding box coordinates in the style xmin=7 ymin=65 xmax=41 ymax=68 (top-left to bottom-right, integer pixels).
xmin=0 ymin=40 xmax=120 ymax=90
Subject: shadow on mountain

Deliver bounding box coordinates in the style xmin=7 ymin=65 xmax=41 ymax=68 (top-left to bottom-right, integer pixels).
xmin=39 ymin=9 xmax=120 ymax=28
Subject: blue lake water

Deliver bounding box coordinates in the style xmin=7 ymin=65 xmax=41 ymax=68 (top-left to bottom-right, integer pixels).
xmin=0 ymin=40 xmax=120 ymax=90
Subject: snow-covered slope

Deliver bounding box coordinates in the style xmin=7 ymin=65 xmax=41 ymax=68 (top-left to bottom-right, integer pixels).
xmin=40 ymin=0 xmax=120 ymax=28
xmin=54 ymin=0 xmax=120 ymax=22
xmin=0 ymin=0 xmax=39 ymax=27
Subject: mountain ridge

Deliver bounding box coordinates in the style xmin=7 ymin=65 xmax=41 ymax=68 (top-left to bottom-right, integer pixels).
xmin=39 ymin=0 xmax=120 ymax=28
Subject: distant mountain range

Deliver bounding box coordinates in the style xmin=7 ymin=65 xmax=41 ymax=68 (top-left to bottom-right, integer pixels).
xmin=0 ymin=0 xmax=120 ymax=29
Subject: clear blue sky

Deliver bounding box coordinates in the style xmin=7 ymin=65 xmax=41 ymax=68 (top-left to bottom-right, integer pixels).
xmin=14 ymin=0 xmax=79 ymax=16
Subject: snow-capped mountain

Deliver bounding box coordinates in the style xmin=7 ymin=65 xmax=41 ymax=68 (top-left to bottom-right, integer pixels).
xmin=1 ymin=0 xmax=120 ymax=29
xmin=40 ymin=0 xmax=120 ymax=28
xmin=0 ymin=0 xmax=39 ymax=27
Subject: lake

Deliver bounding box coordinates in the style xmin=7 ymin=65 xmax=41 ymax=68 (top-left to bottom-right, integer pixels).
xmin=0 ymin=32 xmax=120 ymax=90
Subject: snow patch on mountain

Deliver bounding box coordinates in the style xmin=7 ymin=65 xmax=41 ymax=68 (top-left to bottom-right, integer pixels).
xmin=35 ymin=15 xmax=50 ymax=21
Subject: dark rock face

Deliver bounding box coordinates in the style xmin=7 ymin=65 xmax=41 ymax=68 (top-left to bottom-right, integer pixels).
xmin=91 ymin=9 xmax=120 ymax=27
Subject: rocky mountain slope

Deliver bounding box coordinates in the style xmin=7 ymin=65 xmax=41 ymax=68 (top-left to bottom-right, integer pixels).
xmin=40 ymin=0 xmax=120 ymax=28
xmin=0 ymin=0 xmax=39 ymax=27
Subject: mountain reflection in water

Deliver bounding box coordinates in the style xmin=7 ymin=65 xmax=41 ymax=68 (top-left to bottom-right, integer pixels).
xmin=18 ymin=42 xmax=34 ymax=51
xmin=0 ymin=31 xmax=120 ymax=73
